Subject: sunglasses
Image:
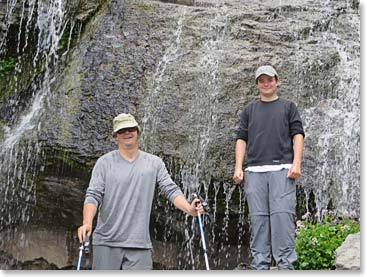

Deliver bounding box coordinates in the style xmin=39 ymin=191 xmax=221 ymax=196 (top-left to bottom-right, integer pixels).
xmin=116 ymin=127 xmax=138 ymax=134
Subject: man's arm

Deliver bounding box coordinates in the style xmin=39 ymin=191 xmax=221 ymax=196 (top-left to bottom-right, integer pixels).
xmin=77 ymin=203 xmax=97 ymax=243
xmin=173 ymin=195 xmax=203 ymax=217
xmin=233 ymin=139 xmax=247 ymax=184
xmin=287 ymin=134 xmax=304 ymax=179
xmin=77 ymin=159 xmax=105 ymax=243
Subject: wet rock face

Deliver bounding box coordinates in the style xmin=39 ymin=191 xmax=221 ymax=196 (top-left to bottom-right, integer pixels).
xmin=42 ymin=0 xmax=359 ymax=211
xmin=0 ymin=226 xmax=78 ymax=270
xmin=0 ymin=0 xmax=360 ymax=270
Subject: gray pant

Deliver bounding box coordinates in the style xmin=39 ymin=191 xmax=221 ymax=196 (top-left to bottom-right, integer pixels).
xmin=244 ymin=169 xmax=297 ymax=270
xmin=92 ymin=245 xmax=153 ymax=270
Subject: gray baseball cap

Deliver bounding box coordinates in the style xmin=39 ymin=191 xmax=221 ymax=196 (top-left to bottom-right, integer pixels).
xmin=255 ymin=65 xmax=278 ymax=80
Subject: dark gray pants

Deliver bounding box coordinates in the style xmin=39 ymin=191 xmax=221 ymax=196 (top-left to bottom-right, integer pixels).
xmin=244 ymin=169 xmax=297 ymax=270
xmin=92 ymin=245 xmax=153 ymax=270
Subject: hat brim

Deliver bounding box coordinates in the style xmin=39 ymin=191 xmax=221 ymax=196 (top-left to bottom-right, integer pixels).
xmin=256 ymin=72 xmax=276 ymax=80
xmin=113 ymin=124 xmax=141 ymax=135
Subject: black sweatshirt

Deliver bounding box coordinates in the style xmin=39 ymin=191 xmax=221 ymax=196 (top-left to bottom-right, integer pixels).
xmin=236 ymin=97 xmax=305 ymax=167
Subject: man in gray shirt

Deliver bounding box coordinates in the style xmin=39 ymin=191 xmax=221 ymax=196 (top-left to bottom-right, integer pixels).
xmin=77 ymin=113 xmax=204 ymax=270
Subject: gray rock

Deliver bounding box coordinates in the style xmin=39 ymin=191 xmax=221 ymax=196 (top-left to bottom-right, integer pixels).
xmin=335 ymin=232 xmax=360 ymax=270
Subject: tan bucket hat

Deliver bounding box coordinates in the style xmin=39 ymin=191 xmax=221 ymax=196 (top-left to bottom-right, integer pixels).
xmin=113 ymin=113 xmax=141 ymax=134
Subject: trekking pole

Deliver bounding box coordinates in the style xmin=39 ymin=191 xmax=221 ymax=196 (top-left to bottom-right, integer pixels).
xmin=77 ymin=235 xmax=90 ymax=271
xmin=193 ymin=193 xmax=210 ymax=270
xmin=77 ymin=242 xmax=84 ymax=270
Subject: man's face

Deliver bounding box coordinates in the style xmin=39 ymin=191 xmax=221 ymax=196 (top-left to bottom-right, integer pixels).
xmin=256 ymin=75 xmax=279 ymax=96
xmin=115 ymin=127 xmax=139 ymax=147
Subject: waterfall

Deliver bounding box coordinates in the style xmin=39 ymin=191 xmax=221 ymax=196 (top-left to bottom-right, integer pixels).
xmin=182 ymin=5 xmax=239 ymax=269
xmin=0 ymin=0 xmax=69 ymax=230
xmin=140 ymin=8 xmax=187 ymax=152
xmin=184 ymin=4 xmax=228 ymax=194
xmin=0 ymin=0 xmax=18 ymax=53
xmin=138 ymin=7 xmax=190 ymax=269
xmin=139 ymin=2 xmax=251 ymax=269
xmin=297 ymin=2 xmax=360 ymax=218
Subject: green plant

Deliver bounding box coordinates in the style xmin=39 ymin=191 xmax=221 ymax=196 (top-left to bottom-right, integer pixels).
xmin=294 ymin=211 xmax=359 ymax=270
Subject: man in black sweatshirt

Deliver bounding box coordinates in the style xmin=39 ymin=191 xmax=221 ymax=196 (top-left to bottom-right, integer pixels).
xmin=233 ymin=65 xmax=305 ymax=270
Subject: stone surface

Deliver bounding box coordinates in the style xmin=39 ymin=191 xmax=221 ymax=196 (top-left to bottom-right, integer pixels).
xmin=0 ymin=226 xmax=78 ymax=269
xmin=335 ymin=232 xmax=360 ymax=270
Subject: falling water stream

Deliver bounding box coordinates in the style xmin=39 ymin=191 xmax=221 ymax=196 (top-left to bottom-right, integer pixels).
xmin=297 ymin=1 xmax=360 ymax=219
xmin=1 ymin=0 xmax=68 ymax=228
xmin=0 ymin=0 xmax=85 ymax=267
xmin=0 ymin=0 xmax=360 ymax=270
xmin=140 ymin=8 xmax=187 ymax=151
xmin=139 ymin=2 xmax=251 ymax=269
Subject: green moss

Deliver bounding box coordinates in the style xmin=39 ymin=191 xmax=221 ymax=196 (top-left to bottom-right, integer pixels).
xmin=52 ymin=59 xmax=84 ymax=144
xmin=0 ymin=75 xmax=15 ymax=103
xmin=57 ymin=28 xmax=73 ymax=56
xmin=136 ymin=2 xmax=156 ymax=12
xmin=0 ymin=57 xmax=16 ymax=75
xmin=0 ymin=52 xmax=46 ymax=106
xmin=0 ymin=120 xmax=6 ymax=141
xmin=78 ymin=0 xmax=111 ymax=41
xmin=0 ymin=57 xmax=17 ymax=103
xmin=57 ymin=148 xmax=88 ymax=172
xmin=40 ymin=147 xmax=92 ymax=180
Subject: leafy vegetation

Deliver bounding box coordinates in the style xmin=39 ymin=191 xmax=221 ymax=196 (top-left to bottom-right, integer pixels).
xmin=294 ymin=211 xmax=359 ymax=270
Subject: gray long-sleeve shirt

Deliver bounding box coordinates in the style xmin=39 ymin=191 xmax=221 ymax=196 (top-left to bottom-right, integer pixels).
xmin=84 ymin=150 xmax=183 ymax=248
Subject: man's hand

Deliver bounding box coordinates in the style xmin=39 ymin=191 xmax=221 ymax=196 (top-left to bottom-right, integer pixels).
xmin=190 ymin=198 xmax=205 ymax=217
xmin=173 ymin=195 xmax=204 ymax=217
xmin=233 ymin=169 xmax=244 ymax=184
xmin=77 ymin=203 xmax=97 ymax=243
xmin=287 ymin=162 xmax=301 ymax=179
xmin=77 ymin=224 xmax=92 ymax=244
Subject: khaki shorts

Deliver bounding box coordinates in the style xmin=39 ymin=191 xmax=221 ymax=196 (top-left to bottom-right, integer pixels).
xmin=92 ymin=245 xmax=153 ymax=270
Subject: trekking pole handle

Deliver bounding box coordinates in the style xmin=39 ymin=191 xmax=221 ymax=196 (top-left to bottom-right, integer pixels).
xmin=84 ymin=235 xmax=90 ymax=253
xmin=77 ymin=234 xmax=90 ymax=270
